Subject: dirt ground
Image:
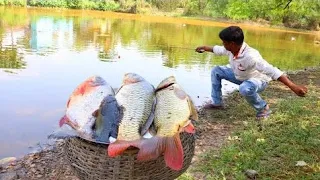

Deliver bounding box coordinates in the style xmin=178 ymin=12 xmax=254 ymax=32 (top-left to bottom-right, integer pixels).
xmin=0 ymin=68 xmax=319 ymax=180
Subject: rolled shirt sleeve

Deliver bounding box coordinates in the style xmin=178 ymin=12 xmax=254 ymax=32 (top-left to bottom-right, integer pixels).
xmin=252 ymin=55 xmax=284 ymax=80
xmin=213 ymin=45 xmax=229 ymax=56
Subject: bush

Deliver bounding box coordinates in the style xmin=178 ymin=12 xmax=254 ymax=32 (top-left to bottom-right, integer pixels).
xmin=29 ymin=0 xmax=67 ymax=8
xmin=0 ymin=0 xmax=26 ymax=6
xmin=151 ymin=0 xmax=181 ymax=12
xmin=97 ymin=1 xmax=120 ymax=11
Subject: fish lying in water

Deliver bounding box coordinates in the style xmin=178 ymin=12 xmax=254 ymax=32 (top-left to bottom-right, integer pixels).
xmin=108 ymin=73 xmax=156 ymax=157
xmin=58 ymin=75 xmax=116 ymax=142
xmin=92 ymin=94 xmax=122 ymax=143
xmin=136 ymin=76 xmax=198 ymax=170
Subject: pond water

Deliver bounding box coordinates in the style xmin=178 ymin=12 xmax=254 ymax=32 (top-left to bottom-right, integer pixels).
xmin=0 ymin=7 xmax=319 ymax=159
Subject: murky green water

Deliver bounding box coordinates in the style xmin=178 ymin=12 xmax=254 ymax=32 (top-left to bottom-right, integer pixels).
xmin=0 ymin=6 xmax=319 ymax=159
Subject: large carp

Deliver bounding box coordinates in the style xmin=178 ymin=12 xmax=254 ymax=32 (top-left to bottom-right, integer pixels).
xmin=108 ymin=73 xmax=156 ymax=157
xmin=136 ymin=76 xmax=198 ymax=171
xmin=58 ymin=76 xmax=116 ymax=141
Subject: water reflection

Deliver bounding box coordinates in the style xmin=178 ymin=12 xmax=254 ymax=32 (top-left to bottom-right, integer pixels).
xmin=0 ymin=7 xmax=319 ymax=159
xmin=0 ymin=47 xmax=26 ymax=69
xmin=30 ymin=18 xmax=73 ymax=52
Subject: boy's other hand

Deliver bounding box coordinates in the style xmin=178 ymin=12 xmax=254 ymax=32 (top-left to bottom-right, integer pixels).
xmin=291 ymin=85 xmax=308 ymax=97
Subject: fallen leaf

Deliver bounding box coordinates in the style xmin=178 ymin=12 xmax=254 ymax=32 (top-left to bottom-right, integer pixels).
xmin=227 ymin=136 xmax=241 ymax=141
xmin=296 ymin=161 xmax=307 ymax=166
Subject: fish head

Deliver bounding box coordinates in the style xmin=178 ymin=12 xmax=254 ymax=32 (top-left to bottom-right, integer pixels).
xmin=89 ymin=75 xmax=107 ymax=86
xmin=67 ymin=76 xmax=107 ymax=108
xmin=122 ymin=73 xmax=145 ymax=85
xmin=59 ymin=76 xmax=112 ymax=132
xmin=156 ymin=76 xmax=176 ymax=91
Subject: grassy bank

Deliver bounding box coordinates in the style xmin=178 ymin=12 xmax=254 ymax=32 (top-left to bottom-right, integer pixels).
xmin=179 ymin=69 xmax=320 ymax=179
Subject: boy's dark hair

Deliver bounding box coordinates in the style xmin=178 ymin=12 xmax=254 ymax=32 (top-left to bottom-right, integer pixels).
xmin=219 ymin=26 xmax=244 ymax=45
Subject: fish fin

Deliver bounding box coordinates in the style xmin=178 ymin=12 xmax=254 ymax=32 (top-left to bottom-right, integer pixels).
xmin=108 ymin=140 xmax=139 ymax=157
xmin=137 ymin=134 xmax=184 ymax=171
xmin=109 ymin=136 xmax=117 ymax=143
xmin=142 ymin=131 xmax=154 ymax=139
xmin=59 ymin=115 xmax=79 ymax=130
xmin=140 ymin=97 xmax=157 ymax=135
xmin=164 ymin=133 xmax=184 ymax=171
xmin=109 ymin=104 xmax=123 ymax=138
xmin=149 ymin=123 xmax=157 ymax=136
xmin=187 ymin=96 xmax=199 ymax=121
xmin=115 ymin=86 xmax=122 ymax=94
xmin=183 ymin=122 xmax=195 ymax=134
xmin=174 ymin=86 xmax=187 ymax=100
xmin=59 ymin=115 xmax=69 ymax=127
xmin=136 ymin=136 xmax=166 ymax=161
xmin=92 ymin=109 xmax=99 ymax=118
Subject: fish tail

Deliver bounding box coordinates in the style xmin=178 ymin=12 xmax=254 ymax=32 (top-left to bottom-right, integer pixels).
xmin=137 ymin=133 xmax=184 ymax=171
xmin=107 ymin=140 xmax=141 ymax=157
xmin=136 ymin=136 xmax=166 ymax=161
xmin=163 ymin=133 xmax=184 ymax=171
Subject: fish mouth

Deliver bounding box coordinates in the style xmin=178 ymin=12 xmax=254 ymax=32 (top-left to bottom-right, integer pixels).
xmin=123 ymin=73 xmax=145 ymax=85
xmin=156 ymin=76 xmax=176 ymax=91
xmin=155 ymin=82 xmax=175 ymax=92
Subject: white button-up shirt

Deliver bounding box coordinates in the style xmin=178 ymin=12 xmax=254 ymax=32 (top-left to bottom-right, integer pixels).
xmin=212 ymin=42 xmax=283 ymax=82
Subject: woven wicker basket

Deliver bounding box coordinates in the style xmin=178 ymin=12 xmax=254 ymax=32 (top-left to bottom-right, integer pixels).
xmin=64 ymin=132 xmax=195 ymax=180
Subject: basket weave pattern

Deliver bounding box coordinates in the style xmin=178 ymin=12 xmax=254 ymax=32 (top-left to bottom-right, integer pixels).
xmin=64 ymin=132 xmax=195 ymax=180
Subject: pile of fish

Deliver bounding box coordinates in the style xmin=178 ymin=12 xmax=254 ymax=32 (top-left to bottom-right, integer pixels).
xmin=52 ymin=73 xmax=198 ymax=171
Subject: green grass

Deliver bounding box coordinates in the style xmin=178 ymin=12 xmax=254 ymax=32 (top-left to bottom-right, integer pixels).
xmin=179 ymin=84 xmax=320 ymax=180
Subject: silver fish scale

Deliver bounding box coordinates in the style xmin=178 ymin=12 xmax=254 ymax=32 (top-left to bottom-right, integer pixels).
xmin=154 ymin=85 xmax=191 ymax=136
xmin=66 ymin=85 xmax=114 ymax=136
xmin=116 ymin=81 xmax=155 ymax=140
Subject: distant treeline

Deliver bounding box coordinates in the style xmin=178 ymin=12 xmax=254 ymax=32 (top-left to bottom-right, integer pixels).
xmin=1 ymin=0 xmax=319 ymax=30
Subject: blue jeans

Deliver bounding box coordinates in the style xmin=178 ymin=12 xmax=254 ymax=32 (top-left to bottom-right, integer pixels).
xmin=211 ymin=66 xmax=268 ymax=112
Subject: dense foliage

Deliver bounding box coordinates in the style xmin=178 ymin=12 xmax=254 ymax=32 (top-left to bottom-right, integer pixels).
xmin=0 ymin=0 xmax=319 ymax=30
xmin=185 ymin=0 xmax=320 ymax=30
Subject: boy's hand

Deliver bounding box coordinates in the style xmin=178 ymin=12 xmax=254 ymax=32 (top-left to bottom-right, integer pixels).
xmin=277 ymin=75 xmax=308 ymax=97
xmin=195 ymin=46 xmax=205 ymax=53
xmin=196 ymin=46 xmax=213 ymax=53
xmin=290 ymin=85 xmax=308 ymax=97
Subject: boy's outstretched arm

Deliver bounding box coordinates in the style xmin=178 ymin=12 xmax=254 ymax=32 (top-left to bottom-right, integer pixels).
xmin=195 ymin=46 xmax=213 ymax=53
xmin=277 ymin=75 xmax=308 ymax=96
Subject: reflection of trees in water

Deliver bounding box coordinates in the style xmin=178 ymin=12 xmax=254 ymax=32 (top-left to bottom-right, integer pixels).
xmin=0 ymin=8 xmax=29 ymax=70
xmin=0 ymin=28 xmax=26 ymax=70
xmin=98 ymin=50 xmax=119 ymax=62
xmin=0 ymin=48 xmax=26 ymax=69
